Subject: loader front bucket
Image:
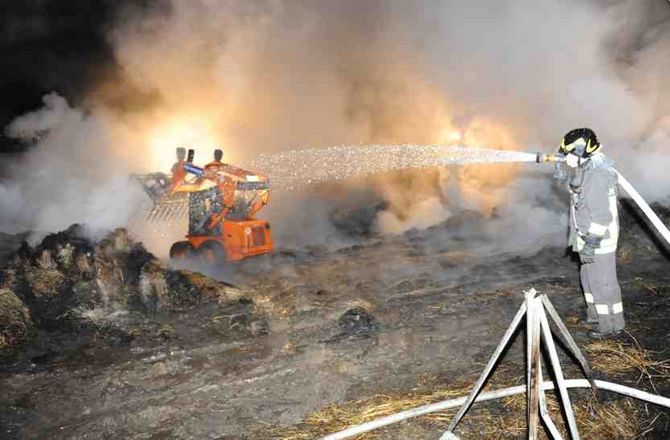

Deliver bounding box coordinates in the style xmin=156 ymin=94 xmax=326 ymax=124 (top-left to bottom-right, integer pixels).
xmin=132 ymin=173 xmax=189 ymax=223
xmin=145 ymin=196 xmax=189 ymax=222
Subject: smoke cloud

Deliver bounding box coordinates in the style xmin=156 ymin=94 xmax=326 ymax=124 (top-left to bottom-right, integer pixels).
xmin=1 ymin=0 xmax=669 ymax=254
xmin=2 ymin=93 xmax=147 ymax=237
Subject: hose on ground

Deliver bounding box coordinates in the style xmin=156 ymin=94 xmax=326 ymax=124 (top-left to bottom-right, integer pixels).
xmin=321 ymin=379 xmax=670 ymax=440
xmin=319 ymin=169 xmax=670 ymax=440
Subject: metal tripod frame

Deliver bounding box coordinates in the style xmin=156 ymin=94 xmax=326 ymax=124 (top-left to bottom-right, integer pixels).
xmin=440 ymin=288 xmax=597 ymax=440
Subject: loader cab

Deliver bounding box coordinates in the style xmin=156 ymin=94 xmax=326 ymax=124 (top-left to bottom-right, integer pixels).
xmin=188 ymin=187 xmax=223 ymax=235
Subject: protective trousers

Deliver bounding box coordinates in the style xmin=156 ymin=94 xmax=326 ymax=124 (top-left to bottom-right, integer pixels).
xmin=580 ymin=252 xmax=624 ymax=333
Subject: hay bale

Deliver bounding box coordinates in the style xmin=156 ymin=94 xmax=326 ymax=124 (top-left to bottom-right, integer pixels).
xmin=94 ymin=237 xmax=154 ymax=306
xmin=181 ymin=270 xmax=248 ymax=302
xmin=3 ymin=226 xmax=260 ymax=345
xmin=0 ymin=288 xmax=33 ymax=350
xmin=0 ymin=269 xmax=17 ymax=290
xmin=138 ymin=263 xmax=223 ymax=311
xmin=33 ymin=224 xmax=95 ymax=276
xmin=138 ymin=260 xmax=169 ymax=312
xmin=24 ymin=268 xmax=69 ymax=300
xmin=19 ymin=268 xmax=75 ymax=324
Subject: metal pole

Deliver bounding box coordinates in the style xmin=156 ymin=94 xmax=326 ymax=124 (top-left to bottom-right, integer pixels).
xmin=525 ymin=289 xmax=535 ymax=424
xmin=443 ymin=297 xmax=528 ymax=434
xmin=528 ymin=293 xmax=542 ymax=439
xmin=538 ymin=364 xmax=563 ymax=440
xmin=541 ymin=296 xmax=598 ymax=395
xmin=540 ymin=303 xmax=580 ymax=439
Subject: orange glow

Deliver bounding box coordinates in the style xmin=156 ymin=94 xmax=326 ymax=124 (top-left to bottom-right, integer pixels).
xmin=458 ymin=117 xmax=520 ymax=215
xmin=441 ymin=129 xmax=463 ymax=144
xmin=145 ymin=116 xmax=222 ymax=172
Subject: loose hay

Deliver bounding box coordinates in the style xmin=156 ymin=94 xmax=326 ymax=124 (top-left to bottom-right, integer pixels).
xmin=272 ymin=375 xmax=660 ymax=440
xmin=270 ymin=379 xmax=473 ymax=439
xmin=585 ymin=339 xmax=670 ymax=382
xmin=501 ymin=392 xmax=643 ymax=440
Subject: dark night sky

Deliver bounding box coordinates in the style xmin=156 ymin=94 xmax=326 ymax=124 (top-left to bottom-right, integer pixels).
xmin=0 ymin=0 xmax=149 ymax=153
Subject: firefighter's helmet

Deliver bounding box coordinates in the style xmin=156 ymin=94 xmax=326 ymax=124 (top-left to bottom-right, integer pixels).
xmin=559 ymin=128 xmax=600 ymax=158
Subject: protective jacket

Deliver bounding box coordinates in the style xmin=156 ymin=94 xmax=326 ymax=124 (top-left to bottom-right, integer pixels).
xmin=568 ymin=153 xmax=619 ymax=255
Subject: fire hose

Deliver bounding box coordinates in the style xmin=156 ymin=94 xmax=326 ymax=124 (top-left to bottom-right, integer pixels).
xmin=322 ymin=159 xmax=670 ymax=440
xmin=616 ymin=171 xmax=670 ymax=247
xmin=321 ymin=379 xmax=670 ymax=440
xmin=536 ymin=153 xmax=670 ymax=248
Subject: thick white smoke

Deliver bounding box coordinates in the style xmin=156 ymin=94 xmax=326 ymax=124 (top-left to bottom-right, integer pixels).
xmin=1 ymin=0 xmax=668 ymax=252
xmin=413 ymin=0 xmax=669 ymax=194
xmin=1 ymin=93 xmax=147 ymax=237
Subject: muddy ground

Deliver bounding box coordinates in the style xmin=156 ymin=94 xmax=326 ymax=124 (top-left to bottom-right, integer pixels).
xmin=1 ymin=202 xmax=669 ymax=439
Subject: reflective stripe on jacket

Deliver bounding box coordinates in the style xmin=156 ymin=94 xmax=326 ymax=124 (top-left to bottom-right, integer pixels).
xmin=569 ymin=154 xmax=619 ymax=254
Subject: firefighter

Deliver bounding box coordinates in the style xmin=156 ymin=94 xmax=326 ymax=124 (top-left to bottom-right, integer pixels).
xmin=204 ymin=148 xmax=225 ymax=173
xmin=201 ymin=148 xmax=235 ymax=227
xmin=169 ymin=147 xmax=188 ymax=191
xmin=172 ymin=147 xmax=186 ymax=172
xmin=558 ymin=128 xmax=623 ymax=338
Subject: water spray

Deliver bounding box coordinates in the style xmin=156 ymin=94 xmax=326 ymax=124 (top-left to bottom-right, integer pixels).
xmin=252 ymin=143 xmax=669 ymax=248
xmin=252 ymin=144 xmax=540 ymax=189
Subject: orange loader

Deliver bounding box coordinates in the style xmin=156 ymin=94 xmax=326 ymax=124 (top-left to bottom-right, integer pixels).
xmin=134 ymin=148 xmax=273 ymax=263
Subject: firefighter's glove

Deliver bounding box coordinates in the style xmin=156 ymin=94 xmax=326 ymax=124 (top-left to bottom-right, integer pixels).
xmin=579 ymin=234 xmax=601 ymax=264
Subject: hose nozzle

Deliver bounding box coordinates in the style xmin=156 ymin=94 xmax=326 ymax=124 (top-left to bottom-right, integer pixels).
xmin=536 ymin=153 xmax=565 ymax=163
